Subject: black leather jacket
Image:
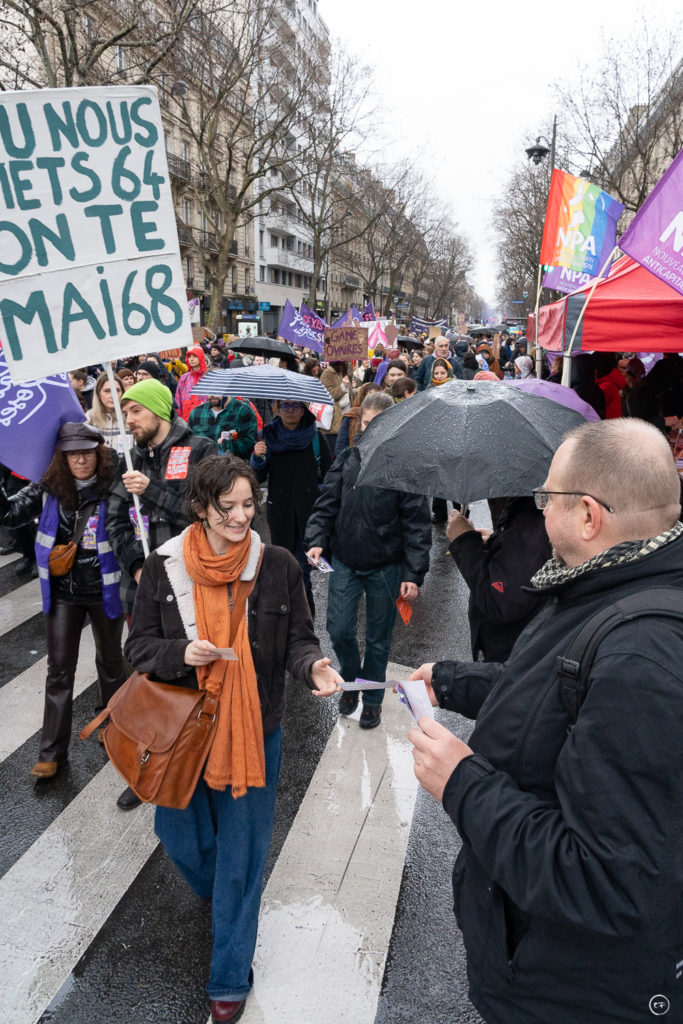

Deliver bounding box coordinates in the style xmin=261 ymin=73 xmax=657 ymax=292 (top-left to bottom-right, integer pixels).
xmin=0 ymin=480 xmax=106 ymax=602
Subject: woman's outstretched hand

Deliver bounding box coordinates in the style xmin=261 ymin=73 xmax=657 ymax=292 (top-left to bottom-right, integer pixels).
xmin=311 ymin=657 xmax=343 ymax=696
xmin=184 ymin=639 xmax=220 ymax=666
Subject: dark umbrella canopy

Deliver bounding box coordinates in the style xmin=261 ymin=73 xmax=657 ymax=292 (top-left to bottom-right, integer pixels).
xmin=397 ymin=335 xmax=424 ymax=349
xmin=226 ymin=336 xmax=297 ymax=359
xmin=355 ymin=380 xmax=587 ymax=503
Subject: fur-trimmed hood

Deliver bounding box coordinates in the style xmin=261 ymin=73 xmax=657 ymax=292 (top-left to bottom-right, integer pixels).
xmin=155 ymin=527 xmax=263 ymax=639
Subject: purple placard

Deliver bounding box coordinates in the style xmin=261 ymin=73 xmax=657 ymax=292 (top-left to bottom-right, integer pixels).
xmin=542 ymin=265 xmax=599 ymax=294
xmin=277 ymin=299 xmax=325 ymax=353
xmin=0 ymin=342 xmax=86 ymax=483
xmin=619 ymin=149 xmax=683 ymax=296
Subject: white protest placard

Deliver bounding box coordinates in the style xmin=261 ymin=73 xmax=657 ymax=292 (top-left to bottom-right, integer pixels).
xmin=0 ymin=86 xmax=190 ymax=383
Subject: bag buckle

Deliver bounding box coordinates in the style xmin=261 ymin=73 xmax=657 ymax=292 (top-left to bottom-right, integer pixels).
xmin=198 ymin=706 xmax=217 ymax=725
xmin=141 ymin=750 xmax=150 ymax=767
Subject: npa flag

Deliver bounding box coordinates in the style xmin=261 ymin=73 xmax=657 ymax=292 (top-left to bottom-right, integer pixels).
xmin=0 ymin=341 xmax=85 ymax=483
xmin=619 ymin=149 xmax=683 ymax=297
xmin=359 ymin=301 xmax=375 ymax=321
xmin=277 ymin=300 xmax=325 ymax=353
xmin=540 ymin=169 xmax=624 ymax=276
xmin=542 ymin=265 xmax=597 ymax=294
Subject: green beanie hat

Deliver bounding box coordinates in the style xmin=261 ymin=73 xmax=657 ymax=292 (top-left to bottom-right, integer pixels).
xmin=121 ymin=379 xmax=173 ymax=421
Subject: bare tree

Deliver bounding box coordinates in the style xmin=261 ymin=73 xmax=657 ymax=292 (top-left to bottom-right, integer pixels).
xmin=0 ymin=0 xmax=199 ymax=90
xmin=163 ymin=0 xmax=331 ymax=331
xmin=422 ymin=225 xmax=473 ymax=318
xmin=555 ymin=20 xmax=683 ymax=212
xmin=288 ymin=47 xmax=379 ymax=312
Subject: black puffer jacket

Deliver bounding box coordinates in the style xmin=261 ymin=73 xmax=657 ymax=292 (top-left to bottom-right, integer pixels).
xmin=433 ymin=534 xmax=683 ymax=1024
xmin=125 ymin=534 xmax=322 ymax=735
xmin=447 ymin=497 xmax=551 ymax=661
xmin=303 ymin=445 xmax=431 ymax=584
xmin=0 ymin=478 xmax=111 ymax=602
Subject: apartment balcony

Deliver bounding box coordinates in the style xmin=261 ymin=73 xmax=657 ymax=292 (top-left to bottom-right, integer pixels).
xmin=177 ymin=226 xmax=194 ymax=246
xmin=197 ymin=229 xmax=220 ymax=253
xmin=266 ymin=246 xmax=312 ymax=272
xmin=343 ymin=275 xmax=361 ymax=289
xmin=166 ymin=152 xmax=192 ymax=183
xmin=267 ymin=210 xmax=299 ymax=236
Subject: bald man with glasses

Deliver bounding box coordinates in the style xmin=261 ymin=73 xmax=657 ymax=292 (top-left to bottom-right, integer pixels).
xmin=407 ymin=418 xmax=683 ymax=1024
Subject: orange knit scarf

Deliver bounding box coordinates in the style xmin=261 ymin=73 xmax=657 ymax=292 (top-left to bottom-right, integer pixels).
xmin=183 ymin=521 xmax=264 ymax=797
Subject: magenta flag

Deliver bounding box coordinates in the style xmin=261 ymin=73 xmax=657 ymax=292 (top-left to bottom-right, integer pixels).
xmin=619 ymin=149 xmax=683 ymax=296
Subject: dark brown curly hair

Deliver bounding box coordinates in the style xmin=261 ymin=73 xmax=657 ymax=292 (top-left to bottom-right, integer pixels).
xmin=41 ymin=444 xmax=116 ymax=510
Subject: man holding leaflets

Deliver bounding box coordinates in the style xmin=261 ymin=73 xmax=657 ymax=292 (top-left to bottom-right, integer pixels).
xmin=407 ymin=419 xmax=683 ymax=1024
xmin=106 ymin=377 xmax=215 ymax=808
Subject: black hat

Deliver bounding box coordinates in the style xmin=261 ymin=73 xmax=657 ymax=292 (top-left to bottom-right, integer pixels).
xmin=136 ymin=360 xmax=162 ymax=380
xmin=56 ymin=422 xmax=104 ymax=451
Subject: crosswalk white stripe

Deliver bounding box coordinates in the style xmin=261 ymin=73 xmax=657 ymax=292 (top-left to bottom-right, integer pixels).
xmin=0 ymin=763 xmax=158 ymax=1024
xmin=0 ymin=551 xmax=20 ymax=568
xmin=0 ymin=625 xmax=96 ymax=762
xmin=0 ymin=576 xmax=42 ymax=637
xmin=223 ymin=660 xmax=419 ymax=1024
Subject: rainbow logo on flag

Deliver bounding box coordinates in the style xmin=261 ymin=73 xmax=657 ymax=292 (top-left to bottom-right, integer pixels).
xmin=540 ymin=169 xmax=624 ymax=276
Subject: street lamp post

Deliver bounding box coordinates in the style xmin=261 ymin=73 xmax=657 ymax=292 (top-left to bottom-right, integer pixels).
xmin=526 ymin=115 xmax=557 ymax=377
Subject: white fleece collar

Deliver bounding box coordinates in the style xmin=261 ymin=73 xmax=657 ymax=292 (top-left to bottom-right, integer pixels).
xmin=157 ymin=527 xmax=262 ymax=638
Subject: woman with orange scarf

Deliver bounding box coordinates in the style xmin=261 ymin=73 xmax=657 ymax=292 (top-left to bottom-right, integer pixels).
xmin=125 ymin=456 xmax=342 ymax=1023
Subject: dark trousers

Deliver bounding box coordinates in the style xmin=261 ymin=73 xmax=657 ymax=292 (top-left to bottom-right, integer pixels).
xmin=326 ymin=557 xmax=401 ymax=706
xmin=41 ymin=599 xmax=126 ymax=761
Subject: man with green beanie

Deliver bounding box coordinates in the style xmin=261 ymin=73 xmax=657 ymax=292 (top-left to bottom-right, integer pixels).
xmin=106 ymin=376 xmax=215 ymax=810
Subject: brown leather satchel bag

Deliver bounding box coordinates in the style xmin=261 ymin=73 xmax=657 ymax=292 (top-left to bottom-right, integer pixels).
xmin=80 ymin=671 xmax=218 ymax=809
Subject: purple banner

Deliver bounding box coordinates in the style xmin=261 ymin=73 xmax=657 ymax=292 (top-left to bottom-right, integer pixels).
xmin=619 ymin=149 xmax=683 ymax=296
xmin=360 ymin=301 xmax=375 ymax=321
xmin=0 ymin=342 xmax=85 ymax=483
xmin=410 ymin=314 xmax=449 ymax=333
xmin=542 ymin=265 xmax=599 ymax=294
xmin=277 ymin=299 xmax=325 ymax=353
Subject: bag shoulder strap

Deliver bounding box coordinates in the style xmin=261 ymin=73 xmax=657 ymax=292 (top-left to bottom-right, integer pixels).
xmin=71 ymin=500 xmax=98 ymax=547
xmin=312 ymin=430 xmax=320 ymax=468
xmin=557 ymin=587 xmax=683 ymax=727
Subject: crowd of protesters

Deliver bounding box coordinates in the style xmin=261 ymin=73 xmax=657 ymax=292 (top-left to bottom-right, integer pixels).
xmin=2 ymin=321 xmax=683 ymax=1024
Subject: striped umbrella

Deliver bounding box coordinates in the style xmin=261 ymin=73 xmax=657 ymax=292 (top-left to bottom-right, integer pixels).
xmin=191 ymin=366 xmax=334 ymax=405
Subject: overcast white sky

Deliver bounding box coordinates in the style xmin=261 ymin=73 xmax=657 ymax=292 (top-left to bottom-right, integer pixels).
xmin=319 ymin=0 xmax=681 ymax=308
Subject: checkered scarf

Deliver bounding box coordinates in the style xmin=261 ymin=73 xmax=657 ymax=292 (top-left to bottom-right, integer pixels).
xmin=531 ymin=520 xmax=683 ymax=591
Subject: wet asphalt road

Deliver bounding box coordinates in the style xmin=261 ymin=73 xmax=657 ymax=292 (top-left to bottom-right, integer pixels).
xmin=2 ymin=505 xmax=488 ymax=1024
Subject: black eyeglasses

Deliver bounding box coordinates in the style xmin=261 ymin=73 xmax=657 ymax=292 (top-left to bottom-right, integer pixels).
xmin=532 ymin=488 xmax=615 ymax=514
xmin=279 ymin=402 xmax=304 ymax=411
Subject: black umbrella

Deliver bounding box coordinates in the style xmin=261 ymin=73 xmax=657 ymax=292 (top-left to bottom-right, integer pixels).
xmin=355 ymin=380 xmax=587 ymax=504
xmin=396 ymin=335 xmax=423 ymax=349
xmin=226 ymin=336 xmax=297 ymax=359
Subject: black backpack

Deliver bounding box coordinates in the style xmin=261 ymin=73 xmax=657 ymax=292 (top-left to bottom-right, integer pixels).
xmin=556 ymin=587 xmax=683 ymax=729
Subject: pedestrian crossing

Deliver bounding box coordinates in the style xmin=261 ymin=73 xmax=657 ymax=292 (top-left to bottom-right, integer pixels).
xmin=0 ymin=532 xmax=482 ymax=1024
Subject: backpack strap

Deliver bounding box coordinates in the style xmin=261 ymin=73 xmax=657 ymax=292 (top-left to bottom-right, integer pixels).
xmin=557 ymin=587 xmax=683 ymax=728
xmin=311 ymin=430 xmax=321 ymax=471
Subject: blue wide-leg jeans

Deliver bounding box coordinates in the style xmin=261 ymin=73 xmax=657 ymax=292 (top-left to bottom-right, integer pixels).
xmin=326 ymin=557 xmax=401 ymax=706
xmin=155 ymin=726 xmax=282 ymax=1000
